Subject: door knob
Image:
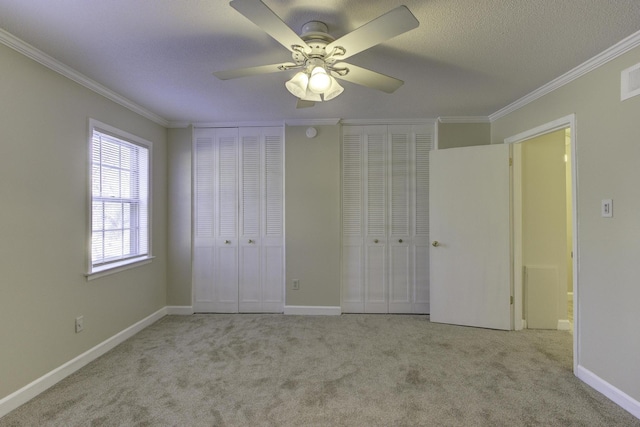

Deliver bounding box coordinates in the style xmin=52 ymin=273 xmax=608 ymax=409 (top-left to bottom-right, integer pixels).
xmin=374 ymin=239 xmax=379 ymax=243
xmin=398 ymin=239 xmax=403 ymax=243
xmin=432 ymin=241 xmax=439 ymax=247
xmin=224 ymin=240 xmax=231 ymax=244
xmin=248 ymin=239 xmax=255 ymax=244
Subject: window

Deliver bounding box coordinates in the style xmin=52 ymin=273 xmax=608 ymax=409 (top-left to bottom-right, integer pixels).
xmin=88 ymin=119 xmax=152 ymax=276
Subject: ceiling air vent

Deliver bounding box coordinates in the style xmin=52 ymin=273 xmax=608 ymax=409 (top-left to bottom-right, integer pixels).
xmin=621 ymin=62 xmax=640 ymax=101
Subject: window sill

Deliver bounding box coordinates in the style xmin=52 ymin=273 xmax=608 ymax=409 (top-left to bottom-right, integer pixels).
xmin=86 ymin=256 xmax=155 ymax=281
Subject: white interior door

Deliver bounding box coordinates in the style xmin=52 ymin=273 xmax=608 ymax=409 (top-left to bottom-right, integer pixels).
xmin=429 ymin=144 xmax=512 ymax=330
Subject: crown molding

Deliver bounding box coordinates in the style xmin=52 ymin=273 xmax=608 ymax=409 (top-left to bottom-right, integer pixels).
xmin=192 ymin=120 xmax=286 ymax=128
xmin=438 ymin=116 xmax=490 ymax=123
xmin=490 ymin=29 xmax=640 ymax=122
xmin=285 ymin=118 xmax=341 ymax=126
xmin=0 ymin=28 xmax=169 ymax=128
xmin=341 ymin=118 xmax=437 ymax=126
xmin=167 ymin=121 xmax=193 ymax=129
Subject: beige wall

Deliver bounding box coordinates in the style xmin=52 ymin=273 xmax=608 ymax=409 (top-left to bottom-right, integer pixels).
xmin=167 ymin=127 xmax=193 ymax=306
xmin=284 ymin=125 xmax=342 ymax=307
xmin=492 ymin=45 xmax=640 ymax=401
xmin=438 ymin=122 xmax=490 ymax=149
xmin=0 ymin=43 xmax=168 ymax=399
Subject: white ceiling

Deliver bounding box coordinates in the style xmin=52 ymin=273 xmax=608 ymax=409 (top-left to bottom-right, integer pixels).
xmin=1 ymin=1 xmax=639 ymax=125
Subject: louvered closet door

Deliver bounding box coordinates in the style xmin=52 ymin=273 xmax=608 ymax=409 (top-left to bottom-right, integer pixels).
xmin=413 ymin=126 xmax=433 ymax=313
xmin=387 ymin=127 xmax=413 ymax=313
xmin=260 ymin=128 xmax=285 ymax=312
xmin=341 ymin=128 xmax=365 ymax=313
xmin=193 ymin=128 xmax=239 ymax=312
xmin=238 ymin=127 xmax=284 ymax=313
xmin=387 ymin=125 xmax=433 ymax=313
xmin=341 ymin=124 xmax=434 ymax=314
xmin=364 ymin=126 xmax=388 ymax=313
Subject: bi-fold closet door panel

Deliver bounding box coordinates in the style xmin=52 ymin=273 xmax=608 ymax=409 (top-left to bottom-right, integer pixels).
xmin=238 ymin=127 xmax=284 ymax=313
xmin=341 ymin=124 xmax=433 ymax=314
xmin=193 ymin=128 xmax=239 ymax=313
xmin=193 ymin=127 xmax=284 ymax=313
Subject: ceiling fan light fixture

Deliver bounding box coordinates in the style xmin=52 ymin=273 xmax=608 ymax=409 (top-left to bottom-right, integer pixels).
xmin=301 ymin=88 xmax=322 ymax=102
xmin=285 ymin=71 xmax=309 ymax=98
xmin=323 ymin=76 xmax=344 ymax=101
xmin=308 ymin=66 xmax=331 ymax=93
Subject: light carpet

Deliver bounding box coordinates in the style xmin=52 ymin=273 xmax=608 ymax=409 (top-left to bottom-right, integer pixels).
xmin=2 ymin=314 xmax=639 ymax=426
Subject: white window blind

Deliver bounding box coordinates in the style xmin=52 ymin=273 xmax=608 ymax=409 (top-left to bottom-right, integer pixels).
xmin=89 ymin=122 xmax=151 ymax=274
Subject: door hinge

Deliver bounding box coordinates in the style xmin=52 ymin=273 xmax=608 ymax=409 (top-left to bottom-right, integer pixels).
xmin=509 ymin=157 xmax=513 ymax=166
xmin=510 ymin=295 xmax=514 ymax=305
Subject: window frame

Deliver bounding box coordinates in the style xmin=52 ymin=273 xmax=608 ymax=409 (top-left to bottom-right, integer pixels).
xmin=86 ymin=119 xmax=153 ymax=279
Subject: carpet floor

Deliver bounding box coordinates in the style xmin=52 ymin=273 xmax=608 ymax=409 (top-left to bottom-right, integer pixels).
xmin=1 ymin=314 xmax=638 ymax=426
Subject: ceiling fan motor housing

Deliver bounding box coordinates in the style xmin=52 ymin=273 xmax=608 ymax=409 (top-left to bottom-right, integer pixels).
xmin=291 ymin=21 xmax=340 ymax=66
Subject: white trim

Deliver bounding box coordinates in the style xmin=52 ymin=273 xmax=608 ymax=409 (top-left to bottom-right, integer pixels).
xmin=192 ymin=121 xmax=284 ymax=128
xmin=285 ymin=118 xmax=341 ymax=126
xmin=504 ymin=115 xmax=576 ymax=145
xmin=438 ymin=116 xmax=491 ymax=123
xmin=341 ymin=118 xmax=437 ymax=126
xmin=577 ymin=365 xmax=640 ymax=420
xmin=283 ymin=305 xmax=342 ymax=316
xmin=505 ymin=114 xmax=579 ymax=374
xmin=166 ymin=306 xmax=195 ymax=315
xmin=557 ymin=319 xmax=571 ymax=331
xmin=85 ymin=256 xmax=154 ymax=281
xmin=0 ymin=28 xmax=169 ymax=127
xmin=490 ymin=29 xmax=640 ymax=122
xmin=0 ymin=307 xmax=167 ymax=418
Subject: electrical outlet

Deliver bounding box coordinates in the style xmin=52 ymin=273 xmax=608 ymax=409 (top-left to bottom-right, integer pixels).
xmin=75 ymin=316 xmax=84 ymax=333
xmin=292 ymin=279 xmax=300 ymax=290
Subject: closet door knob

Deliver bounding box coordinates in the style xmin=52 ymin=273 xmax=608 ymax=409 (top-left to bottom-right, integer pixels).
xmin=432 ymin=241 xmax=439 ymax=247
xmin=398 ymin=239 xmax=403 ymax=243
xmin=374 ymin=239 xmax=379 ymax=243
xmin=248 ymin=239 xmax=255 ymax=244
xmin=224 ymin=240 xmax=231 ymax=244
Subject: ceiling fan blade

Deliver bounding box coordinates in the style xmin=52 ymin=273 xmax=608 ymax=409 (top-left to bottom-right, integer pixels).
xmin=230 ymin=0 xmax=308 ymax=52
xmin=333 ymin=63 xmax=404 ymax=93
xmin=213 ymin=62 xmax=298 ymax=80
xmin=296 ymin=99 xmax=316 ymax=109
xmin=326 ymin=6 xmax=419 ymax=60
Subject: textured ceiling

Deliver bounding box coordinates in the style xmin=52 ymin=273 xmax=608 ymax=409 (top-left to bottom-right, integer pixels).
xmin=1 ymin=0 xmax=639 ymax=124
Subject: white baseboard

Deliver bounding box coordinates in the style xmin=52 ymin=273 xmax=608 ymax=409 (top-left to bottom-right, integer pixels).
xmin=283 ymin=305 xmax=342 ymax=316
xmin=557 ymin=319 xmax=571 ymax=331
xmin=577 ymin=365 xmax=640 ymax=420
xmin=0 ymin=307 xmax=167 ymax=418
xmin=166 ymin=306 xmax=194 ymax=315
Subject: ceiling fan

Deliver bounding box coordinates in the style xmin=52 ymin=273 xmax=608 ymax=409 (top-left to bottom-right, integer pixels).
xmin=213 ymin=0 xmax=419 ymax=108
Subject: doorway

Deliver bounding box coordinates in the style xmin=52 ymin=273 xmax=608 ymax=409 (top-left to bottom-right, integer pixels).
xmin=506 ymin=114 xmax=578 ymax=373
